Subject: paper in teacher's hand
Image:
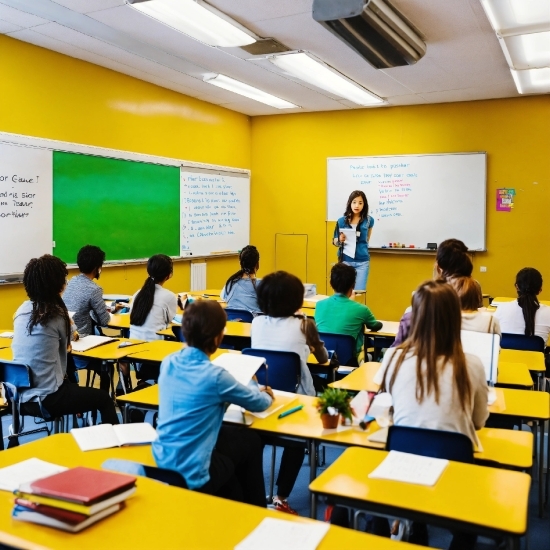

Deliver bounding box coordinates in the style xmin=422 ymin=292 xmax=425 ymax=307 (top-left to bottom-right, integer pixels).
xmin=368 ymin=450 xmax=449 ymax=486
xmin=340 ymin=228 xmax=356 ymax=258
xmin=235 ymin=517 xmax=330 ymax=550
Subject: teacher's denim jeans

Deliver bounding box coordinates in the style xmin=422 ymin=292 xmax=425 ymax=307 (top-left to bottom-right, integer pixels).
xmin=344 ymin=260 xmax=370 ymax=291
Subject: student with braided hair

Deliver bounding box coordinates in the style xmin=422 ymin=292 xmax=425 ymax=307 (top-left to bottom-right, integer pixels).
xmin=130 ymin=254 xmax=177 ymax=341
xmin=12 ymin=255 xmax=119 ymax=424
xmin=220 ymin=245 xmax=261 ymax=314
xmin=495 ymin=267 xmax=550 ymax=342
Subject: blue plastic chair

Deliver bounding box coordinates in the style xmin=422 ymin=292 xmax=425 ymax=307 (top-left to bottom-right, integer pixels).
xmin=225 ymin=308 xmax=254 ymax=323
xmin=0 ymin=360 xmax=51 ymax=448
xmin=500 ymin=333 xmax=545 ymax=352
xmin=318 ymin=332 xmax=358 ymax=367
xmin=242 ymin=349 xmax=301 ymax=392
xmin=386 ymin=425 xmax=474 ymax=463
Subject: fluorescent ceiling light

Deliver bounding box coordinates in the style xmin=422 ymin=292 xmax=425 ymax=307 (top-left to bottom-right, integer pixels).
xmin=203 ymin=74 xmax=298 ymax=109
xmin=511 ymin=67 xmax=550 ymax=94
xmin=480 ymin=0 xmax=550 ymax=34
xmin=126 ymin=0 xmax=256 ymax=47
xmin=268 ymin=52 xmax=384 ymax=106
xmin=503 ymin=31 xmax=550 ymax=69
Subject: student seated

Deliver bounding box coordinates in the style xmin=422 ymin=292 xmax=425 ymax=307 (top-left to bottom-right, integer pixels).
xmin=448 ymin=276 xmax=501 ymax=335
xmin=63 ymin=245 xmax=123 ymax=391
xmin=13 ymin=255 xmax=119 ymax=424
xmin=315 ymin=263 xmax=382 ymax=362
xmin=393 ymin=238 xmax=474 ymax=347
xmin=129 ymin=254 xmax=177 ymax=341
xmin=152 ymin=300 xmax=273 ymax=506
xmin=494 ymin=267 xmax=550 ymax=343
xmin=376 ymin=280 xmax=488 ymax=549
xmin=220 ymin=245 xmax=261 ymax=315
xmin=252 ymin=271 xmax=328 ymax=514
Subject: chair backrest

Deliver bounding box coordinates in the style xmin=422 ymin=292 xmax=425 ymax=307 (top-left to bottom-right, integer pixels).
xmin=318 ymin=332 xmax=358 ymax=367
xmin=171 ymin=325 xmax=185 ymax=343
xmin=0 ymin=360 xmax=32 ymax=401
xmin=224 ymin=308 xmax=254 ymax=323
xmin=386 ymin=425 xmax=474 ymax=464
xmin=242 ymin=348 xmax=301 ymax=392
xmin=500 ymin=333 xmax=545 ymax=352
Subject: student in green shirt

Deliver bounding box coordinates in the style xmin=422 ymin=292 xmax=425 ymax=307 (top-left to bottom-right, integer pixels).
xmin=315 ymin=263 xmax=382 ymax=361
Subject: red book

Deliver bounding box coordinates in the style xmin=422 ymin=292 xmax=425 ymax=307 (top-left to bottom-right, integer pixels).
xmin=14 ymin=499 xmax=88 ymax=525
xmin=30 ymin=467 xmax=136 ymax=505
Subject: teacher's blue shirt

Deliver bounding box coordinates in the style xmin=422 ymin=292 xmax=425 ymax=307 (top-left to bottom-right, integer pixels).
xmin=334 ymin=215 xmax=374 ymax=262
xmin=152 ymin=346 xmax=272 ymax=490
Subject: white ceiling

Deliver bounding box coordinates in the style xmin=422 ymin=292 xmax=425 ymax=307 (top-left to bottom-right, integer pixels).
xmin=0 ymin=0 xmax=527 ymax=116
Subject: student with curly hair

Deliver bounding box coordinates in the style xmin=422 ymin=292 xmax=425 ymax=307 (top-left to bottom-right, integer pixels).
xmin=12 ymin=255 xmax=119 ymax=424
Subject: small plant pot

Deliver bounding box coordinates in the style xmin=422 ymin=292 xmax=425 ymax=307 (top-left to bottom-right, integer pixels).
xmin=321 ymin=413 xmax=339 ymax=429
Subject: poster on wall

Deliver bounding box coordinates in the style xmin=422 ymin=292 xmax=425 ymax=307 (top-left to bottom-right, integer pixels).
xmin=496 ymin=188 xmax=515 ymax=212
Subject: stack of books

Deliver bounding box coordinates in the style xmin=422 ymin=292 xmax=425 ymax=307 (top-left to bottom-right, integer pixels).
xmin=13 ymin=467 xmax=136 ymax=532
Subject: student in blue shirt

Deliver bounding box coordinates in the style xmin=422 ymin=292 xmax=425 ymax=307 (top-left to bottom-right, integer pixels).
xmin=220 ymin=245 xmax=261 ymax=314
xmin=152 ymin=300 xmax=273 ymax=506
xmin=333 ymin=190 xmax=374 ymax=290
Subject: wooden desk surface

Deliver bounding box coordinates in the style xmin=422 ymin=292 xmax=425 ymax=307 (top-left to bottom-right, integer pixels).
xmin=499 ymin=349 xmax=545 ymax=373
xmin=117 ymin=389 xmax=531 ymax=469
xmin=497 ymin=362 xmax=533 ymax=387
xmin=0 ymin=435 xmax=410 ymax=550
xmin=309 ymin=447 xmax=530 ymax=537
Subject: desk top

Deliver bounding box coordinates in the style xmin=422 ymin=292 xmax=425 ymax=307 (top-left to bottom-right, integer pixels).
xmin=497 ymin=362 xmax=534 ymax=387
xmin=309 ymin=447 xmax=530 ymax=536
xmin=0 ymin=337 xmax=12 ymax=350
xmin=0 ymin=435 xmax=409 ymax=550
xmin=491 ymin=387 xmax=550 ymax=420
xmin=108 ymin=313 xmax=130 ymax=329
xmin=71 ymin=339 xmax=151 ymax=361
xmin=365 ymin=320 xmax=399 ymax=338
xmin=492 ymin=296 xmax=550 ymax=307
xmin=499 ymin=349 xmax=545 ymax=373
xmin=125 ymin=342 xmax=237 ymax=364
xmin=117 ymin=389 xmax=531 ymax=468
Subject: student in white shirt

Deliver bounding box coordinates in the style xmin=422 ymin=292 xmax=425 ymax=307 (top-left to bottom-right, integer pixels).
xmin=447 ymin=276 xmax=501 ymax=335
xmin=251 ymin=271 xmax=328 ymax=515
xmin=378 ymin=280 xmax=488 ymax=549
xmin=129 ymin=254 xmax=177 ymax=341
xmin=494 ymin=267 xmax=550 ymax=344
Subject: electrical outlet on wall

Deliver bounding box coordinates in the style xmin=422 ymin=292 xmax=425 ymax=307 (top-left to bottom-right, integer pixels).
xmin=480 ymin=266 xmax=487 ymax=272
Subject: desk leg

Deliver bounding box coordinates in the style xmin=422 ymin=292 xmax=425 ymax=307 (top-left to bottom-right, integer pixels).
xmin=546 ymin=417 xmax=549 ymax=506
xmin=309 ymin=440 xmax=318 ymax=520
xmin=538 ymin=420 xmax=544 ymax=518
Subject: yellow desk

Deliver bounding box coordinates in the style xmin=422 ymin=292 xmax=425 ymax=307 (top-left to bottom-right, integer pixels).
xmin=125 ymin=340 xmax=184 ymax=362
xmin=108 ymin=313 xmax=130 ymax=330
xmin=0 ymin=435 xmax=409 ymax=550
xmin=71 ymin=340 xmax=151 ymax=362
xmin=499 ymin=349 xmax=545 ymax=373
xmin=188 ymin=289 xmax=221 ymax=297
xmin=0 ymin=347 xmax=13 ymax=360
xmin=329 ymin=362 xmax=381 ymax=392
xmin=302 ymin=307 xmax=315 ymax=318
xmin=0 ymin=337 xmax=12 ymax=350
xmin=497 ymin=362 xmax=534 ymax=388
xmin=365 ymin=320 xmax=400 ymax=337
xmin=309 ymin=447 xmax=530 ymax=547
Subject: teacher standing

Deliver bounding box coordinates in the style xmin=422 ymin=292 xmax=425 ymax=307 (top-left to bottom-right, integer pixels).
xmin=333 ymin=190 xmax=374 ymax=291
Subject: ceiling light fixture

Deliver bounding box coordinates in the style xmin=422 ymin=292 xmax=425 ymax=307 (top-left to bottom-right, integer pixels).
xmin=312 ymin=0 xmax=426 ymax=69
xmin=268 ymin=52 xmax=384 ymax=106
xmin=126 ymin=0 xmax=256 ymax=48
xmin=480 ymin=0 xmax=550 ymax=93
xmin=203 ymin=74 xmax=298 ymax=109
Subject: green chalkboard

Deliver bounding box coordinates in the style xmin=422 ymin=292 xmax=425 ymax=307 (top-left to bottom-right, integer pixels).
xmin=53 ymin=152 xmax=180 ymax=263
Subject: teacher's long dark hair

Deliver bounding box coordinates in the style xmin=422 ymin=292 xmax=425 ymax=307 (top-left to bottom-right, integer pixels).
xmin=516 ymin=267 xmax=542 ymax=337
xmin=23 ymin=255 xmax=71 ymax=345
xmin=223 ymin=245 xmax=260 ymax=294
xmin=131 ymin=254 xmax=173 ymax=326
xmin=343 ymin=190 xmax=369 ymax=226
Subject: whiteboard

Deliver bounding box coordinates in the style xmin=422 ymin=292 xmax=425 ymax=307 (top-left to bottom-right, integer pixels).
xmin=180 ymin=168 xmax=250 ymax=257
xmin=0 ymin=143 xmax=53 ymax=276
xmin=327 ymin=153 xmax=486 ymax=250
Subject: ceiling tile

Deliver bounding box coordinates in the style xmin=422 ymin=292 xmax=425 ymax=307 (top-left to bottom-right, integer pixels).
xmin=51 ymin=1 xmax=124 ymax=14
xmin=0 ymin=2 xmax=50 ymax=27
xmin=208 ymin=0 xmax=313 ymax=24
xmin=0 ymin=18 xmax=21 ymax=33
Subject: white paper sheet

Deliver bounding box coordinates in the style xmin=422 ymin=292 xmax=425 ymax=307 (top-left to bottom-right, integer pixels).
xmin=0 ymin=332 xmax=14 ymax=338
xmin=70 ymin=423 xmax=157 ymax=452
xmin=369 ymin=450 xmax=449 ymax=486
xmin=0 ymin=458 xmax=67 ymax=492
xmin=340 ymin=228 xmax=356 ymax=258
xmin=71 ymin=335 xmax=117 ymax=352
xmin=212 ymin=353 xmax=265 ymax=387
xmin=235 ymin=518 xmax=330 ymax=550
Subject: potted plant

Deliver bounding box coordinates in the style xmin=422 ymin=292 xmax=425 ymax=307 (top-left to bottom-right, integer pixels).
xmin=316 ymin=387 xmax=353 ymax=429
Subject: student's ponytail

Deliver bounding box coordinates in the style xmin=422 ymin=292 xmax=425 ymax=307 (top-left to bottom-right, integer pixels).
xmin=515 ymin=267 xmax=542 ymax=337
xmin=224 ymin=245 xmax=260 ymax=294
xmin=131 ymin=254 xmax=173 ymax=326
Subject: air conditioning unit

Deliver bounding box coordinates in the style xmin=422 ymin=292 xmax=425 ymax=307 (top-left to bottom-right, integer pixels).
xmin=312 ymin=0 xmax=426 ymax=69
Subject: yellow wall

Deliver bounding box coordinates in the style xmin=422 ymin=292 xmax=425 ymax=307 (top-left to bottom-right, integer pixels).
xmin=251 ymin=97 xmax=550 ymax=320
xmin=0 ymin=35 xmax=250 ymax=328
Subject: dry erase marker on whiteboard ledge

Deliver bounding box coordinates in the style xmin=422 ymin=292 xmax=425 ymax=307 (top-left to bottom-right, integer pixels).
xmin=210 ymin=250 xmax=239 ymax=255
